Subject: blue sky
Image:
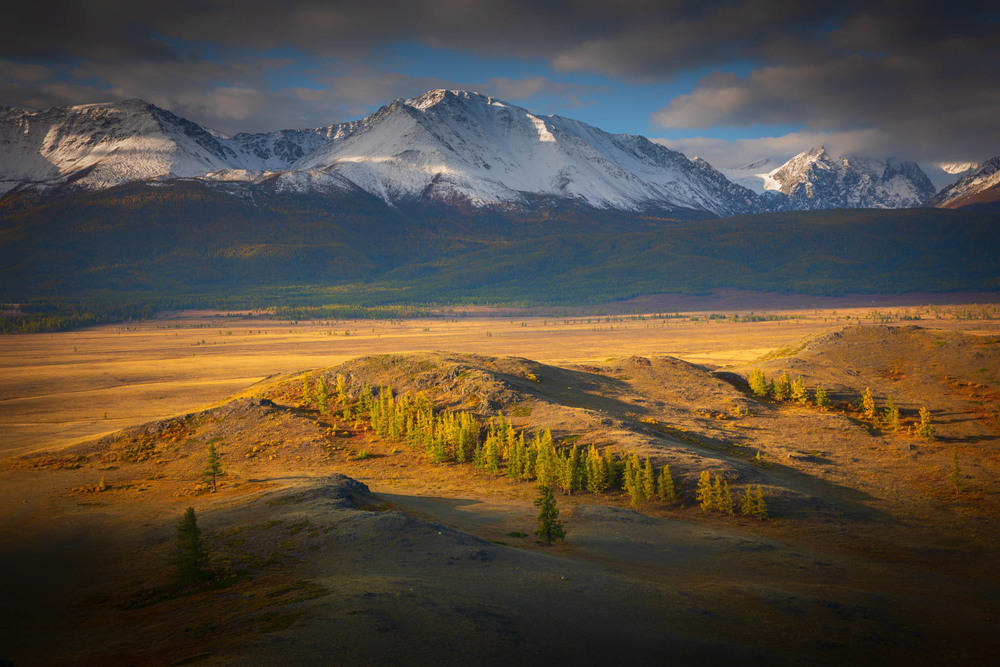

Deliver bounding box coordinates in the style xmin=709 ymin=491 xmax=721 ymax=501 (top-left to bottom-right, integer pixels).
xmin=1 ymin=1 xmax=997 ymax=167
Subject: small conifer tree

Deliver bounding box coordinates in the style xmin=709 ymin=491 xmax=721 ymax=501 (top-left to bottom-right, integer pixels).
xmin=748 ymin=369 xmax=770 ymax=398
xmin=204 ymin=442 xmax=222 ymax=493
xmin=884 ymin=395 xmax=900 ymax=432
xmin=657 ymin=464 xmax=676 ymax=502
xmin=715 ymin=477 xmax=733 ymax=515
xmin=301 ymin=376 xmax=313 ymax=407
xmin=696 ymin=471 xmax=714 ymax=511
xmin=739 ymin=486 xmax=754 ymax=516
xmin=814 ymin=388 xmax=832 ymax=410
xmin=534 ymin=486 xmax=566 ymax=543
xmin=917 ymin=407 xmax=935 ymax=438
xmin=751 ymin=485 xmax=768 ymax=520
xmin=773 ymin=372 xmax=792 ymax=401
xmin=791 ymin=376 xmax=809 ymax=404
xmin=642 ymin=457 xmax=656 ymax=501
xmin=172 ymin=507 xmax=210 ymax=585
xmin=317 ymin=377 xmax=329 ymax=414
xmin=950 ymin=447 xmax=962 ymax=493
xmin=861 ymin=387 xmax=877 ymax=422
xmin=336 ymin=373 xmax=349 ymax=407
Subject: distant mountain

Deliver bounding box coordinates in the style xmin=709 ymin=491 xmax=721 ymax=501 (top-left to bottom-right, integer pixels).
xmin=928 ymin=157 xmax=1000 ymax=211
xmin=761 ymin=147 xmax=936 ymax=210
xmin=0 ymin=91 xmax=765 ymax=217
xmin=290 ymin=89 xmax=764 ymax=216
xmin=0 ymin=100 xmax=240 ymax=195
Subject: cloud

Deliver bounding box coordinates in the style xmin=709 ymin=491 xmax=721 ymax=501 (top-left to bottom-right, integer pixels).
xmin=652 ymin=129 xmax=892 ymax=169
xmin=1 ymin=1 xmax=997 ymax=162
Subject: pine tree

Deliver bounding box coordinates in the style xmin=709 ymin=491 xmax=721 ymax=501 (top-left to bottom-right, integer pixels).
xmin=950 ymin=447 xmax=962 ymax=493
xmin=739 ymin=486 xmax=755 ymax=516
xmin=172 ymin=507 xmax=210 ymax=585
xmin=751 ymin=485 xmax=768 ymax=520
xmin=917 ymin=407 xmax=935 ymax=438
xmin=624 ymin=451 xmax=642 ymax=504
xmin=814 ymin=387 xmax=832 ymax=410
xmin=861 ymin=386 xmax=877 ymax=421
xmin=301 ymin=376 xmax=313 ymax=407
xmin=696 ymin=470 xmax=714 ymax=511
xmin=717 ymin=477 xmax=734 ymax=515
xmin=657 ymin=464 xmax=676 ymax=502
xmin=336 ymin=373 xmax=349 ymax=407
xmin=642 ymin=457 xmax=656 ymax=501
xmin=773 ymin=372 xmax=792 ymax=401
xmin=791 ymin=376 xmax=809 ymax=404
xmin=316 ymin=377 xmax=329 ymax=414
xmin=884 ymin=395 xmax=900 ymax=432
xmin=748 ymin=368 xmax=770 ymax=398
xmin=533 ymin=486 xmax=566 ymax=543
xmin=204 ymin=442 xmax=222 ymax=493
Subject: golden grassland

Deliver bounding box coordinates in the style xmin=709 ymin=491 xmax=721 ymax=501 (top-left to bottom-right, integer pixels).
xmin=2 ymin=301 xmax=997 ymax=457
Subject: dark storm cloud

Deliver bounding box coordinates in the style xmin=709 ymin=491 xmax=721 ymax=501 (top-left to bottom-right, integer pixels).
xmin=3 ymin=0 xmax=997 ymax=160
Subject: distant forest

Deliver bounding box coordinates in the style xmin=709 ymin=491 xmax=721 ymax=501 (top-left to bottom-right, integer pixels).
xmin=1 ymin=181 xmax=998 ymax=331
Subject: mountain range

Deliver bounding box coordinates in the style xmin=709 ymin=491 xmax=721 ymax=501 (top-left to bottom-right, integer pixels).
xmin=2 ymin=90 xmax=995 ymax=216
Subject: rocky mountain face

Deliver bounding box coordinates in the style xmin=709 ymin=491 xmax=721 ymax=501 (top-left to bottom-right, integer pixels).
xmin=927 ymin=156 xmax=1000 ymax=211
xmin=761 ymin=147 xmax=937 ymax=211
xmin=0 ymin=92 xmax=766 ymax=217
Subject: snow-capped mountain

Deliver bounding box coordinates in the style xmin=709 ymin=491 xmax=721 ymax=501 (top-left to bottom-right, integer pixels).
xmin=761 ymin=147 xmax=936 ymax=210
xmin=927 ymin=156 xmax=1000 ymax=210
xmin=0 ymin=92 xmax=764 ymax=217
xmin=0 ymin=100 xmax=241 ymax=195
xmin=291 ymin=89 xmax=764 ymax=216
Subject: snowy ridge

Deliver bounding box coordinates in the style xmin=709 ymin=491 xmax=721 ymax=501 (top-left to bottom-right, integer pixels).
xmin=292 ymin=90 xmax=763 ymax=215
xmin=762 ymin=147 xmax=936 ymax=211
xmin=927 ymin=157 xmax=1000 ymax=209
xmin=0 ymin=100 xmax=239 ymax=195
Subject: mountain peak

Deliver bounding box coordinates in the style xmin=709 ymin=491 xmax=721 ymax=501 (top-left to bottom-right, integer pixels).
xmin=405 ymin=89 xmax=498 ymax=111
xmin=763 ymin=147 xmax=934 ymax=210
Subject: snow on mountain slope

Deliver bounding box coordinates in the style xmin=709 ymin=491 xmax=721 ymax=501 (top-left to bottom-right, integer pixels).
xmin=225 ymin=128 xmax=341 ymax=171
xmin=716 ymin=157 xmax=779 ymax=194
xmin=292 ymin=89 xmax=764 ymax=216
xmin=928 ymin=156 xmax=1000 ymax=210
xmin=0 ymin=100 xmax=240 ymax=195
xmin=762 ymin=147 xmax=936 ymax=211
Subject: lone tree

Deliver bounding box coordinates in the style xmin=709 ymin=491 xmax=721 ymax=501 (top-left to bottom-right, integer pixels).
xmin=861 ymin=387 xmax=877 ymax=422
xmin=172 ymin=507 xmax=210 ymax=585
xmin=204 ymin=442 xmax=222 ymax=492
xmin=533 ymin=486 xmax=566 ymax=544
xmin=950 ymin=447 xmax=962 ymax=494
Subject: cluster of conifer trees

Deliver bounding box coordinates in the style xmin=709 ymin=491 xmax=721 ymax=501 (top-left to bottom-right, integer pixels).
xmin=748 ymin=368 xmax=830 ymax=408
xmin=299 ymin=374 xmax=767 ymax=517
xmin=695 ymin=471 xmax=768 ymax=520
xmin=749 ymin=369 xmax=935 ymax=438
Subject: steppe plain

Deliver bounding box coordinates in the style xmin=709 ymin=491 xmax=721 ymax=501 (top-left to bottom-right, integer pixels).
xmin=2 ymin=294 xmax=999 ymax=665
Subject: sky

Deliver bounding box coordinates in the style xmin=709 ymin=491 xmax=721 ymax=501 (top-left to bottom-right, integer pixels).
xmin=2 ymin=0 xmax=997 ymax=169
